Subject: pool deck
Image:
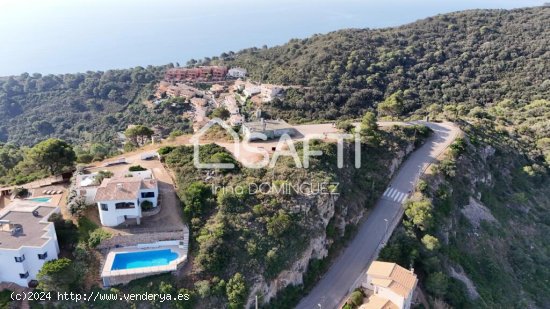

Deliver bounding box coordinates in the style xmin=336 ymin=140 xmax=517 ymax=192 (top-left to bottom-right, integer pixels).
xmin=101 ymin=244 xmax=186 ymax=280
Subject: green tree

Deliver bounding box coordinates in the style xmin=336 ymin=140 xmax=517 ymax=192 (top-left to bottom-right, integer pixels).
xmin=26 ymin=138 xmax=76 ymax=175
xmin=226 ymin=273 xmax=247 ymax=309
xmin=404 ymin=199 xmax=433 ymax=231
xmin=377 ymin=91 xmax=404 ymax=118
xmin=426 ymin=272 xmax=449 ymax=297
xmin=88 ymin=228 xmax=112 ymax=248
xmin=360 ymin=111 xmax=379 ymax=143
xmin=336 ymin=120 xmax=354 ymax=133
xmin=93 ymin=170 xmax=113 ymax=185
xmin=175 ymin=288 xmax=196 ymax=309
xmin=348 ymin=290 xmax=364 ymax=307
xmin=124 ymin=125 xmax=154 ymax=146
xmin=37 ymin=258 xmax=77 ymax=292
xmin=421 ymin=234 xmax=440 ymax=251
xmin=267 ymin=210 xmax=292 ymax=237
xmin=210 ymin=107 xmax=230 ymax=120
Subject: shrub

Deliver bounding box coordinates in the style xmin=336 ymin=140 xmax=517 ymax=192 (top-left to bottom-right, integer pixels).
xmin=129 ymin=165 xmax=147 ymax=172
xmin=13 ymin=187 xmax=29 ymax=198
xmin=348 ymin=290 xmax=364 ymax=307
xmin=37 ymin=258 xmax=77 ymax=292
xmin=158 ymin=146 xmax=175 ymax=155
xmin=141 ymin=200 xmax=154 ymax=211
xmin=226 ymin=273 xmax=247 ymax=309
xmin=88 ymin=228 xmax=112 ymax=248
xmin=421 ymin=234 xmax=440 ymax=251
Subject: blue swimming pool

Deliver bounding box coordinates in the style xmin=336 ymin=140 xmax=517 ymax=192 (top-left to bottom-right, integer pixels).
xmin=111 ymin=249 xmax=178 ymax=270
xmin=28 ymin=197 xmax=52 ymax=203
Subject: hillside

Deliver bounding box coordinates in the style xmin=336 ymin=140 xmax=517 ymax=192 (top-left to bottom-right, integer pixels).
xmin=0 ymin=66 xmax=191 ymax=147
xmin=1 ymin=8 xmax=548 ymax=149
xmin=0 ymin=6 xmax=548 ymax=309
xmin=380 ymin=119 xmax=549 ymax=308
xmin=217 ymin=7 xmax=549 ymax=122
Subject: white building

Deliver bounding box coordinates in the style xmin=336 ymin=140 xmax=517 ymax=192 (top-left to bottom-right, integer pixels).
xmin=361 ymin=261 xmax=418 ymax=309
xmin=243 ymin=84 xmax=261 ymax=97
xmin=95 ymin=177 xmax=158 ymax=227
xmin=227 ymin=67 xmax=247 ymax=78
xmin=0 ymin=202 xmax=60 ymax=287
xmin=260 ymin=84 xmax=284 ymax=102
xmin=76 ymin=170 xmax=154 ymax=205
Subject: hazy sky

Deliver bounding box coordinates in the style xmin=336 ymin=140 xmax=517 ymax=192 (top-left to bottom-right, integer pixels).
xmin=0 ymin=0 xmax=544 ymax=75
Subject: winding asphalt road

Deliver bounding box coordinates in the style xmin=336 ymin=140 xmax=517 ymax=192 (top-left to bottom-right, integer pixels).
xmin=296 ymin=121 xmax=460 ymax=309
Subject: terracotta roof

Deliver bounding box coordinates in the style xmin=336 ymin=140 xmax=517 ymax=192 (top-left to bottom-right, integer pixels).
xmin=359 ymin=295 xmax=398 ymax=309
xmin=367 ymin=261 xmax=418 ymax=297
xmin=95 ymin=178 xmax=157 ymax=202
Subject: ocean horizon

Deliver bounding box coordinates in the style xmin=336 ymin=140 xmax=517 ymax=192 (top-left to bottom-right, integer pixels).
xmin=0 ymin=0 xmax=544 ymax=76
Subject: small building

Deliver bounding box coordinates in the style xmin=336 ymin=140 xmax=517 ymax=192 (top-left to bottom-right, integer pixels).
xmin=95 ymin=177 xmax=158 ymax=227
xmin=242 ymin=119 xmax=294 ymax=141
xmin=229 ymin=114 xmax=244 ymax=126
xmin=227 ymin=67 xmax=247 ymax=78
xmin=261 ymin=84 xmax=284 ymax=102
xmin=243 ymin=84 xmax=261 ymax=97
xmin=361 ymin=261 xmax=418 ymax=309
xmin=0 ymin=202 xmax=60 ymax=287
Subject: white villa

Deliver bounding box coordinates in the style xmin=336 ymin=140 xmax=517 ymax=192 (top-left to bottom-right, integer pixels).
xmin=361 ymin=261 xmax=418 ymax=309
xmin=243 ymin=84 xmax=261 ymax=97
xmin=260 ymin=84 xmax=284 ymax=102
xmin=0 ymin=201 xmax=60 ymax=287
xmin=227 ymin=67 xmax=247 ymax=78
xmin=95 ymin=176 xmax=158 ymax=227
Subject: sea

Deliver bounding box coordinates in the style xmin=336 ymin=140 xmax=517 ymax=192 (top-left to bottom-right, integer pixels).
xmin=0 ymin=0 xmax=543 ymax=76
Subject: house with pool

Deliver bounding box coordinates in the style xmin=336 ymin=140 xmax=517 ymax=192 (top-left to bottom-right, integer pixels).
xmin=95 ymin=177 xmax=158 ymax=227
xmin=0 ymin=200 xmax=60 ymax=287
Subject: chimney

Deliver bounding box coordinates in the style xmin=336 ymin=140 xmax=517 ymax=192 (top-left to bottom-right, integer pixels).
xmin=116 ymin=183 xmax=123 ymax=191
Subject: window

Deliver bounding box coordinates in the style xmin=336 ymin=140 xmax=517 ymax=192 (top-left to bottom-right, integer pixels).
xmin=38 ymin=252 xmax=48 ymax=260
xmin=14 ymin=255 xmax=25 ymax=263
xmin=19 ymin=272 xmax=29 ymax=279
xmin=115 ymin=202 xmax=135 ymax=209
xmin=141 ymin=192 xmax=155 ymax=198
xmin=100 ymin=204 xmax=108 ymax=211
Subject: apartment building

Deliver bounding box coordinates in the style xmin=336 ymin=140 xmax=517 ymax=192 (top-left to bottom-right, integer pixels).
xmin=0 ymin=202 xmax=60 ymax=287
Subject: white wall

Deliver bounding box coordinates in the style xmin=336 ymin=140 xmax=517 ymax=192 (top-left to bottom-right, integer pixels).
xmin=97 ymin=199 xmax=141 ymax=227
xmin=0 ymin=226 xmax=59 ymax=287
xmin=139 ymin=188 xmax=159 ymax=207
xmin=376 ymin=286 xmax=405 ymax=309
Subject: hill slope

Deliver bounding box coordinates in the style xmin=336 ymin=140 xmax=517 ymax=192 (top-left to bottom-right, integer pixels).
xmin=218 ymin=7 xmax=549 ymax=121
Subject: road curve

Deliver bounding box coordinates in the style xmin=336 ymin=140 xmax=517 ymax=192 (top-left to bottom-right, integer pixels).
xmin=296 ymin=121 xmax=460 ymax=309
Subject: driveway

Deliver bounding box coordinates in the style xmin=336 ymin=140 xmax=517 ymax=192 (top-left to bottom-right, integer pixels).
xmin=296 ymin=121 xmax=460 ymax=309
xmin=88 ymin=156 xmax=185 ymax=233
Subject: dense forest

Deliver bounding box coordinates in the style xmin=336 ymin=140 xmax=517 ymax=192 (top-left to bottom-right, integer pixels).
xmin=0 ymin=65 xmax=191 ymax=147
xmin=216 ymin=7 xmax=548 ymax=122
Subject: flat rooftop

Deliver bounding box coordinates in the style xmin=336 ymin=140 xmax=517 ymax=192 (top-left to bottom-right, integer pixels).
xmin=0 ymin=204 xmax=57 ymax=250
xmin=243 ymin=120 xmax=293 ymax=132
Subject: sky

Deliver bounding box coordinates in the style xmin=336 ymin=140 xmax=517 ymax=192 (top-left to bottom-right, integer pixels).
xmin=0 ymin=0 xmax=544 ymax=76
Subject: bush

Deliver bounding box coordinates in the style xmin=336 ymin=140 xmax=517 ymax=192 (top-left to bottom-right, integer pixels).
xmin=129 ymin=165 xmax=147 ymax=172
xmin=13 ymin=187 xmax=29 ymax=198
xmin=37 ymin=258 xmax=77 ymax=292
xmin=88 ymin=228 xmax=112 ymax=248
xmin=348 ymin=290 xmax=364 ymax=307
xmin=158 ymin=146 xmax=176 ymax=155
xmin=141 ymin=200 xmax=154 ymax=211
